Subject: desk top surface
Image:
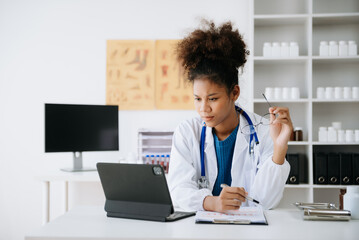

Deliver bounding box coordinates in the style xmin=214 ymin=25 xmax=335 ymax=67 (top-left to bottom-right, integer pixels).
xmin=35 ymin=170 xmax=100 ymax=182
xmin=26 ymin=206 xmax=359 ymax=240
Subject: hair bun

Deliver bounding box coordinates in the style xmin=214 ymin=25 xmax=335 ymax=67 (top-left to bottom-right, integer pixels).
xmin=177 ymin=20 xmax=249 ymax=71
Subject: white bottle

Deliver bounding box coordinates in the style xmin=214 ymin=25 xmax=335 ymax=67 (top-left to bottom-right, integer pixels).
xmin=318 ymin=127 xmax=328 ymax=142
xmin=263 ymin=42 xmax=272 ymax=57
xmin=343 ymin=87 xmax=352 ymax=99
xmin=352 ymin=87 xmax=359 ymax=99
xmin=274 ymin=87 xmax=282 ymax=100
xmin=332 ymin=122 xmax=342 ymax=130
xmin=334 ymin=87 xmax=343 ymax=99
xmin=325 ymin=87 xmax=334 ymax=99
xmin=317 ymin=87 xmax=325 ymax=99
xmin=348 ymin=41 xmax=357 ymax=56
xmin=327 ymin=127 xmax=337 ymax=142
xmin=291 ymin=87 xmax=300 ymax=99
xmin=345 ymin=130 xmax=354 ymax=143
xmin=265 ymin=87 xmax=274 ymax=100
xmin=289 ymin=42 xmax=299 ymax=57
xmin=338 ymin=130 xmax=345 ymax=143
xmin=339 ymin=41 xmax=348 ymax=56
xmin=343 ymin=186 xmax=359 ymax=220
xmin=319 ymin=41 xmax=329 ymax=56
xmin=355 ymin=130 xmax=359 ymax=142
xmin=282 ymin=87 xmax=290 ymax=99
xmin=272 ymin=42 xmax=280 ymax=58
xmin=329 ymin=41 xmax=338 ymax=56
xmin=280 ymin=42 xmax=290 ymax=57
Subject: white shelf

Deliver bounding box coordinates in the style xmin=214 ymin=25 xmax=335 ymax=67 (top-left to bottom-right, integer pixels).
xmin=286 ymin=184 xmax=352 ymax=189
xmin=312 ymin=13 xmax=359 ymax=24
xmin=254 ymin=15 xmax=309 ymax=26
xmin=312 ymin=185 xmax=348 ymax=189
xmin=312 ymin=142 xmax=359 ymax=145
xmin=140 ymin=135 xmax=173 ymax=140
xmin=288 ymin=141 xmax=310 ymax=146
xmin=254 ymin=98 xmax=309 ymax=103
xmin=312 ymin=56 xmax=359 ymax=63
xmin=285 ymin=184 xmax=311 ymax=189
xmin=312 ymin=99 xmax=359 ymax=103
xmin=254 ymin=56 xmax=309 ymax=63
xmin=140 ymin=145 xmax=172 ymax=149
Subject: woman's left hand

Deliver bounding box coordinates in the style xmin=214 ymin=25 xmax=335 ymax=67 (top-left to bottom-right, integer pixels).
xmin=269 ymin=106 xmax=293 ymax=148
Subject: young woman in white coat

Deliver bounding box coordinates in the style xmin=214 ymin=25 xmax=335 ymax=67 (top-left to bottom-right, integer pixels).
xmin=167 ymin=20 xmax=293 ymax=212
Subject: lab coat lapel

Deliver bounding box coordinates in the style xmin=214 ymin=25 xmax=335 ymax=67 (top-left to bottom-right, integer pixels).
xmin=204 ymin=125 xmax=217 ymax=190
xmin=231 ymin=114 xmax=254 ymax=189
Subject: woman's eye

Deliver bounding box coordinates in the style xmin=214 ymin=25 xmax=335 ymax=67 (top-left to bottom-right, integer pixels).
xmin=209 ymin=98 xmax=217 ymax=101
xmin=194 ymin=98 xmax=201 ymax=101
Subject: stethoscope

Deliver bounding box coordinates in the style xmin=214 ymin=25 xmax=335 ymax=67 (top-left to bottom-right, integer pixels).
xmin=198 ymin=106 xmax=259 ymax=189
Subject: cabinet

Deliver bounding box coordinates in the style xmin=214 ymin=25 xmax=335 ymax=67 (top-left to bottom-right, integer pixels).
xmin=249 ymin=0 xmax=359 ymax=208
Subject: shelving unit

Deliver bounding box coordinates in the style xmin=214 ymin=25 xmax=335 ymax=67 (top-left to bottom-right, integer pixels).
xmin=137 ymin=129 xmax=173 ymax=164
xmin=249 ymin=0 xmax=359 ymax=208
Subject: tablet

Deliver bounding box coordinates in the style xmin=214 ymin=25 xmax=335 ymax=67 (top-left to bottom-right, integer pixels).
xmin=97 ymin=162 xmax=195 ymax=222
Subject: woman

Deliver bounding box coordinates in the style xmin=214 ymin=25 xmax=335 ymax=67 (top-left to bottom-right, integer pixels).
xmin=168 ymin=20 xmax=292 ymax=212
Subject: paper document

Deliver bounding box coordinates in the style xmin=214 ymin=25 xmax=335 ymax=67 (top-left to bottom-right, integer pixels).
xmin=195 ymin=207 xmax=267 ymax=225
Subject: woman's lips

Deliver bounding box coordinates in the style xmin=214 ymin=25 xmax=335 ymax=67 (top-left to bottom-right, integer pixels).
xmin=202 ymin=116 xmax=214 ymax=121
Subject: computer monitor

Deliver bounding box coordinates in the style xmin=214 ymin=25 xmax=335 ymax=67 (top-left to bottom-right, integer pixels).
xmin=45 ymin=103 xmax=119 ymax=172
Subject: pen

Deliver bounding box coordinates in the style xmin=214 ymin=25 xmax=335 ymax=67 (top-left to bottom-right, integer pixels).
xmin=220 ymin=184 xmax=261 ymax=205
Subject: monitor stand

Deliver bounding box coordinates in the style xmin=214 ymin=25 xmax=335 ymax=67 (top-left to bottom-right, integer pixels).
xmin=61 ymin=152 xmax=96 ymax=172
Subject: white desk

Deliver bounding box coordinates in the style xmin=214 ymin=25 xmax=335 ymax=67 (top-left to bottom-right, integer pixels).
xmin=25 ymin=206 xmax=359 ymax=240
xmin=35 ymin=171 xmax=100 ymax=224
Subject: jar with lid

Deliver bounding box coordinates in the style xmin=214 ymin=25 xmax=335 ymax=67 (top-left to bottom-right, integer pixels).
xmin=318 ymin=127 xmax=328 ymax=142
xmin=348 ymin=40 xmax=357 ymax=56
xmin=343 ymin=186 xmax=359 ymax=219
xmin=294 ymin=127 xmax=303 ymax=141
xmin=289 ymin=42 xmax=299 ymax=57
xmin=319 ymin=41 xmax=329 ymax=56
xmin=272 ymin=42 xmax=280 ymax=57
xmin=339 ymin=41 xmax=348 ymax=56
xmin=280 ymin=42 xmax=289 ymax=57
xmin=263 ymin=42 xmax=271 ymax=57
xmin=329 ymin=41 xmax=338 ymax=56
xmin=327 ymin=127 xmax=337 ymax=142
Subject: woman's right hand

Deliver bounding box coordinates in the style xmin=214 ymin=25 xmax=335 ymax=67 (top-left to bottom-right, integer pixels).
xmin=203 ymin=186 xmax=247 ymax=212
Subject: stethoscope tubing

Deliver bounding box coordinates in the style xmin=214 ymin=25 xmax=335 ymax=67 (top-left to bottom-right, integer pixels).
xmin=200 ymin=106 xmax=259 ymax=178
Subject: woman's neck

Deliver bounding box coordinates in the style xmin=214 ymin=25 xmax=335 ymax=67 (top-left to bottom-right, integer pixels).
xmin=213 ymin=107 xmax=239 ymax=141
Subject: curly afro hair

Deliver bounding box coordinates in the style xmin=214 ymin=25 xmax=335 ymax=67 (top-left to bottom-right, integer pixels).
xmin=176 ymin=20 xmax=249 ymax=94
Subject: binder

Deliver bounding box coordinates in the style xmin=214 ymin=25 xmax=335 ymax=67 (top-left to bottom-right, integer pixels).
xmin=353 ymin=153 xmax=359 ymax=185
xmin=340 ymin=153 xmax=352 ymax=185
xmin=314 ymin=152 xmax=327 ymax=184
xmin=299 ymin=154 xmax=308 ymax=183
xmin=286 ymin=154 xmax=299 ymax=184
xmin=327 ymin=153 xmax=340 ymax=184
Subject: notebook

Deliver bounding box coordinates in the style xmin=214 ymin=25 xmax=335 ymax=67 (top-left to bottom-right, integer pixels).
xmin=97 ymin=162 xmax=195 ymax=222
xmin=195 ymin=207 xmax=268 ymax=225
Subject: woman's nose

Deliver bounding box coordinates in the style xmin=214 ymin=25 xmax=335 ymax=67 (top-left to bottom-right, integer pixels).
xmin=200 ymin=100 xmax=210 ymax=112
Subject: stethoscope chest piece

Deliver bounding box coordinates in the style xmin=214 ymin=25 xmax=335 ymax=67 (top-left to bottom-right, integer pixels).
xmin=198 ymin=176 xmax=209 ymax=189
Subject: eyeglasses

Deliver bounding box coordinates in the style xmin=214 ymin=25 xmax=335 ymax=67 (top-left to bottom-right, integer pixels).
xmin=240 ymin=93 xmax=275 ymax=135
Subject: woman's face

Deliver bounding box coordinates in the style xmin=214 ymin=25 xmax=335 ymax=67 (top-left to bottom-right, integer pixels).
xmin=193 ymin=77 xmax=238 ymax=128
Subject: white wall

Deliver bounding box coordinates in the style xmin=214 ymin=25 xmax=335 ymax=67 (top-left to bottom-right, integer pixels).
xmin=0 ymin=0 xmax=250 ymax=239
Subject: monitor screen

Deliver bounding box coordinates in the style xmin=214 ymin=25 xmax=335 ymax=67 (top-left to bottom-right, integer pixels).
xmin=45 ymin=103 xmax=119 ymax=153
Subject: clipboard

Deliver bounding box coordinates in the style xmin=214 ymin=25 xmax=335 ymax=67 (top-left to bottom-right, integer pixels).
xmin=195 ymin=207 xmax=268 ymax=225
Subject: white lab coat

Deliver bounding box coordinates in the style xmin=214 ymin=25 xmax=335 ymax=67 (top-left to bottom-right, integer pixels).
xmin=167 ymin=110 xmax=290 ymax=211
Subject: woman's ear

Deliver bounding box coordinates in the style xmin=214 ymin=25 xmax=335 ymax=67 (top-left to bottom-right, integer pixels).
xmin=231 ymin=85 xmax=240 ymax=101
